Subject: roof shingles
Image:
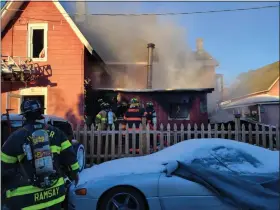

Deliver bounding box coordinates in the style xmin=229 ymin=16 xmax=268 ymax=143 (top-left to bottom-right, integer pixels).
xmin=227 ymin=61 xmax=279 ymax=100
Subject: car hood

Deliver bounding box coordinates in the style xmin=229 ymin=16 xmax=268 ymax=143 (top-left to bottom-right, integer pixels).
xmin=78 ymin=139 xmax=279 ymax=186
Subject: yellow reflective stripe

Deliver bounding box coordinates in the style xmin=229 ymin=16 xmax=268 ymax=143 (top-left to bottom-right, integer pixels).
xmin=6 ymin=177 xmax=65 ymax=198
xmin=71 ymin=162 xmax=79 ymax=171
xmin=1 ymin=152 xmax=18 ymax=163
xmin=50 ymin=145 xmax=61 ymax=154
xmin=61 ymin=140 xmax=71 ymax=151
xmin=17 ymin=154 xmax=25 ymax=162
xmin=22 ymin=195 xmax=65 ymax=210
xmin=96 ymin=114 xmax=102 ymax=119
xmin=101 ymin=118 xmax=107 ymax=122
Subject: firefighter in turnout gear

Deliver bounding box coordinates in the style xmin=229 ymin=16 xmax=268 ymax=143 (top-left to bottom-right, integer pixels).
xmin=95 ymin=103 xmax=116 ymax=130
xmin=124 ymin=98 xmax=145 ymax=130
xmin=95 ymin=102 xmax=107 ymax=130
xmin=1 ymin=100 xmax=79 ymax=210
xmin=144 ymin=101 xmax=157 ymax=130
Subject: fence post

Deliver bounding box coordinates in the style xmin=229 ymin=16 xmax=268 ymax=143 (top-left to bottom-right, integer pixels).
xmin=96 ymin=127 xmax=101 ymax=164
xmin=118 ymin=124 xmax=122 ymax=157
xmin=194 ymin=123 xmax=198 ymax=139
xmin=111 ymin=124 xmax=116 ymax=160
xmin=227 ymin=124 xmax=232 ymax=139
xmin=214 ymin=124 xmax=218 ymax=138
xmin=146 ymin=124 xmax=150 ymax=154
xmin=180 ymin=124 xmax=184 ymax=142
xmin=234 ymin=115 xmax=241 ymax=141
xmin=159 ymin=124 xmax=164 ymax=150
xmin=276 ymin=125 xmax=279 ymax=150
xmin=248 ymin=124 xmax=252 ymax=145
xmin=207 ymin=124 xmax=211 ymax=138
xmin=90 ymin=124 xmax=95 ymax=166
xmin=125 ymin=124 xmax=129 ymax=156
xmin=83 ymin=124 xmax=87 ymax=155
xmin=174 ymin=124 xmax=178 ymax=144
xmin=268 ymin=125 xmax=273 ymax=150
xmin=139 ymin=124 xmax=143 ymax=155
xmin=201 ymin=124 xmax=205 ymax=138
xmin=255 ymin=124 xmax=259 ymax=146
xmin=132 ymin=124 xmax=136 ymax=156
xmin=104 ymin=127 xmax=109 ymax=161
xmin=241 ymin=124 xmax=246 ymax=142
xmin=221 ymin=124 xmax=225 ymax=139
xmin=142 ymin=118 xmax=147 ymax=154
xmin=187 ymin=124 xmax=191 ymax=140
xmin=261 ymin=124 xmax=266 ymax=148
xmin=166 ymin=124 xmax=171 ymax=147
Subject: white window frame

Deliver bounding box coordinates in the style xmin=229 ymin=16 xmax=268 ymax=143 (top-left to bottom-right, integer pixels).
xmin=27 ymin=23 xmax=48 ymax=62
xmin=168 ymin=103 xmax=190 ymax=120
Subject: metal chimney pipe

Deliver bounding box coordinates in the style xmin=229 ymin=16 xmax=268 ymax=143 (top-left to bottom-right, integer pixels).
xmin=147 ymin=43 xmax=155 ymax=89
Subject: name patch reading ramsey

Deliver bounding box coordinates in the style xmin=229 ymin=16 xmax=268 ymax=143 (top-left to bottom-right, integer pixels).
xmin=34 ymin=187 xmax=59 ymax=202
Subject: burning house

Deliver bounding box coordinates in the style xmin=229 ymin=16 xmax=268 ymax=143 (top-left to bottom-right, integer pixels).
xmin=1 ymin=1 xmax=222 ymax=127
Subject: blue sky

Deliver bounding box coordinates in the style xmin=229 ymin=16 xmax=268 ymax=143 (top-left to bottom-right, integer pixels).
xmin=2 ymin=1 xmax=279 ymax=86
xmin=62 ymin=1 xmax=279 ymax=86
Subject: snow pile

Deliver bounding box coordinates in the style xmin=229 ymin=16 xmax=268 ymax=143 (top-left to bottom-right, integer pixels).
xmin=222 ymin=94 xmax=279 ymax=108
xmin=78 ymin=138 xmax=279 ymax=185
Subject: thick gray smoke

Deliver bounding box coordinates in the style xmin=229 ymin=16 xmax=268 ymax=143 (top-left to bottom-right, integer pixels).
xmin=74 ymin=2 xmax=207 ymax=89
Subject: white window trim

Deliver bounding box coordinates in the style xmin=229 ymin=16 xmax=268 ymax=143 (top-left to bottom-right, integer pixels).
xmin=19 ymin=87 xmax=48 ymax=114
xmin=27 ymin=23 xmax=48 ymax=62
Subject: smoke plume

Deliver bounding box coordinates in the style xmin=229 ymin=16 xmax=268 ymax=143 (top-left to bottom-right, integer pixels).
xmin=74 ymin=2 xmax=206 ymax=89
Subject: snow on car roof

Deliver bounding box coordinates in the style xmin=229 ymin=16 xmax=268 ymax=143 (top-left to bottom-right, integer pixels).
xmin=78 ymin=138 xmax=279 ymax=186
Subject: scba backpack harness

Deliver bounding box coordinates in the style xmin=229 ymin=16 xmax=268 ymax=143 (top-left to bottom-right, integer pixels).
xmin=22 ymin=124 xmax=59 ymax=189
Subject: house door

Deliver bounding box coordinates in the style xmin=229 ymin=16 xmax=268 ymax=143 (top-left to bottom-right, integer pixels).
xmin=22 ymin=95 xmax=45 ymax=109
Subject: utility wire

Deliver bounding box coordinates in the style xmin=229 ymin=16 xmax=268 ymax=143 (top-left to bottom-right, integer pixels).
xmin=4 ymin=5 xmax=279 ymax=17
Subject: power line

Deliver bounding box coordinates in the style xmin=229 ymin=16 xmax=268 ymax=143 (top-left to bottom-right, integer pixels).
xmin=4 ymin=5 xmax=279 ymax=17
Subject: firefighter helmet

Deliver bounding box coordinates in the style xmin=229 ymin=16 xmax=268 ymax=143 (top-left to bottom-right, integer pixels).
xmin=20 ymin=100 xmax=44 ymax=116
xmin=146 ymin=101 xmax=153 ymax=107
xmin=130 ymin=98 xmax=139 ymax=104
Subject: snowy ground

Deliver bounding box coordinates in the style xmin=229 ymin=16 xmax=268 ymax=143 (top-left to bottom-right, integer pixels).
xmin=78 ymin=138 xmax=279 ymax=186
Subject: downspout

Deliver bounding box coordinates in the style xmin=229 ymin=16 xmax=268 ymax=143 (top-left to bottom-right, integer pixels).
xmin=147 ymin=43 xmax=155 ymax=89
xmin=258 ymin=104 xmax=262 ymax=123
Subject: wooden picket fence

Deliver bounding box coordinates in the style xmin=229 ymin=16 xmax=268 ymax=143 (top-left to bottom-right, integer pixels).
xmin=73 ymin=122 xmax=280 ymax=166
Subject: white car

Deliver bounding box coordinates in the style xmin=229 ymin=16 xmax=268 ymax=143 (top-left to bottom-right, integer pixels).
xmin=68 ymin=138 xmax=279 ymax=210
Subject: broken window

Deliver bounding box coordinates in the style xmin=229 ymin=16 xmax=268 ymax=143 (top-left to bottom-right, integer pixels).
xmin=28 ymin=23 xmax=47 ymax=60
xmin=169 ymin=103 xmax=190 ymax=119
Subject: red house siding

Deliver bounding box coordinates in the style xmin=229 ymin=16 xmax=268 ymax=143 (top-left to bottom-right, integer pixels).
xmin=118 ymin=92 xmax=208 ymax=127
xmin=1 ymin=1 xmax=85 ymax=126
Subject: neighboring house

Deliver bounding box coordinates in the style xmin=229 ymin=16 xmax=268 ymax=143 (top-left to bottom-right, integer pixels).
xmin=1 ymin=1 xmax=107 ymax=126
xmin=220 ymin=61 xmax=279 ymax=125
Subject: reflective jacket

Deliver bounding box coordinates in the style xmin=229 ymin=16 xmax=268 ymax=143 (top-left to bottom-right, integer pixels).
xmin=124 ymin=107 xmax=145 ymax=129
xmin=95 ymin=110 xmax=116 ymax=130
xmin=1 ymin=122 xmax=79 ymax=210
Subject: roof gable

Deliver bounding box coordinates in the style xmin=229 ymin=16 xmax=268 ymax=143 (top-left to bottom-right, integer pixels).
xmin=227 ymin=61 xmax=279 ymax=100
xmin=1 ymin=0 xmax=93 ymax=54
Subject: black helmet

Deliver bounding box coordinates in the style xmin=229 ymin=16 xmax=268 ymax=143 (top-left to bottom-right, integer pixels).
xmin=20 ymin=100 xmax=44 ymax=116
xmin=146 ymin=101 xmax=153 ymax=107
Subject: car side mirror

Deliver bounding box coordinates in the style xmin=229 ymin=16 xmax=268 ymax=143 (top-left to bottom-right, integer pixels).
xmin=163 ymin=161 xmax=179 ymax=177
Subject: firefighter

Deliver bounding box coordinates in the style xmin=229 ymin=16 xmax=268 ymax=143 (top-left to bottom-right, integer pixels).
xmin=124 ymin=98 xmax=145 ymax=129
xmin=95 ymin=102 xmax=107 ymax=130
xmin=144 ymin=101 xmax=157 ymax=129
xmin=124 ymin=98 xmax=145 ymax=154
xmin=1 ymin=99 xmax=79 ymax=210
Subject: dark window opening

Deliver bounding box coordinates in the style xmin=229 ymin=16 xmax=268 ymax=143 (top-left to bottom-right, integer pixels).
xmin=169 ymin=103 xmax=190 ymax=119
xmin=32 ymin=29 xmax=45 ymax=58
xmin=23 ymin=95 xmax=45 ymax=110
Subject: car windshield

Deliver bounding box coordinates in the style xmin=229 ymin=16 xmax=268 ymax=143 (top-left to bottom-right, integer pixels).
xmin=190 ymin=145 xmax=263 ymax=173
